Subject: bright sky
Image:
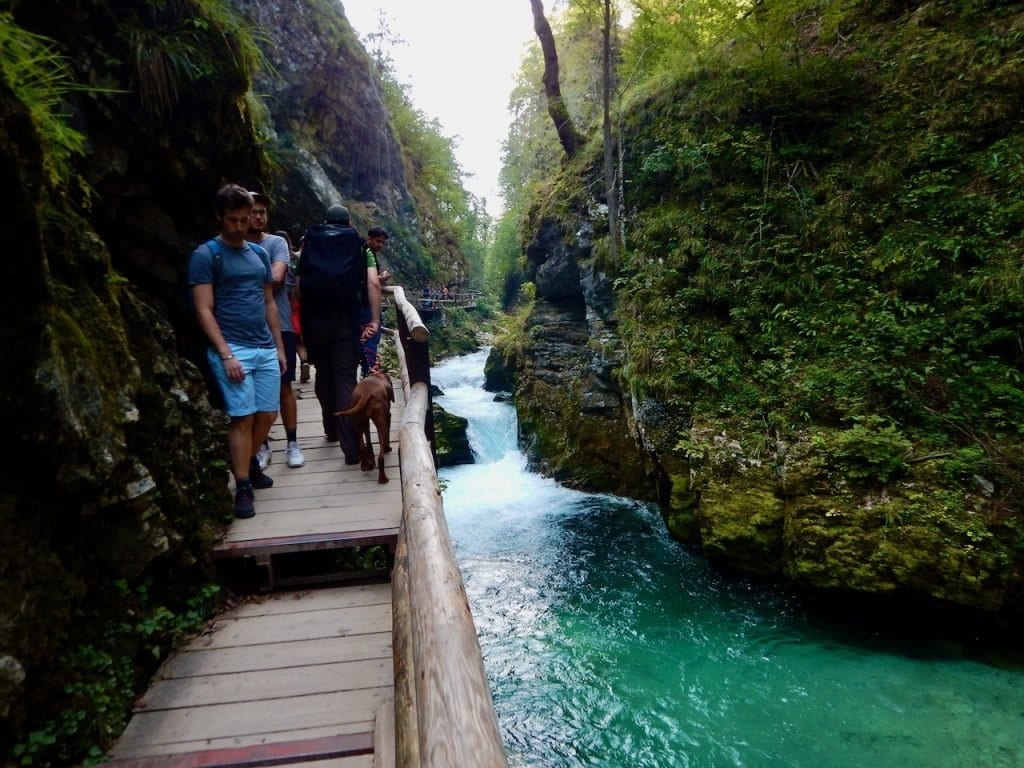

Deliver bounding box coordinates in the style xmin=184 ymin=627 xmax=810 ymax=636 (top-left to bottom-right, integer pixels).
xmin=340 ymin=0 xmax=539 ymax=218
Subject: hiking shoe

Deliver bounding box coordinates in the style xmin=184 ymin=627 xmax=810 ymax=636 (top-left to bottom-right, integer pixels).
xmin=256 ymin=440 xmax=272 ymax=470
xmin=300 ymin=361 xmax=310 ymax=383
xmin=250 ymin=467 xmax=274 ymax=489
xmin=286 ymin=441 xmax=305 ymax=468
xmin=233 ymin=486 xmax=255 ymax=518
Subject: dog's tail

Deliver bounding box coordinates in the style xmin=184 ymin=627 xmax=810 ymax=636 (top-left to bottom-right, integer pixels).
xmin=335 ymin=393 xmax=370 ymax=418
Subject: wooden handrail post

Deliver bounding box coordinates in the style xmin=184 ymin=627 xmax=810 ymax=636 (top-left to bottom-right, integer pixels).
xmin=392 ymin=532 xmax=420 ymax=767
xmin=399 ymin=385 xmax=508 ymax=768
xmin=388 ymin=285 xmax=508 ymax=767
xmin=388 ymin=286 xmax=436 ymax=465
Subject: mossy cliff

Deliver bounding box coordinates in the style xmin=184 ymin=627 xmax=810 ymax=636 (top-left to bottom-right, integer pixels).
xmin=505 ymin=0 xmax=1024 ymax=621
xmin=0 ymin=0 xmax=464 ymax=763
xmin=0 ymin=62 xmax=231 ymax=762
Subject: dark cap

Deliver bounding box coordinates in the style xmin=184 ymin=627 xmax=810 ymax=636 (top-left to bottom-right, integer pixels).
xmin=325 ymin=204 xmax=350 ymax=225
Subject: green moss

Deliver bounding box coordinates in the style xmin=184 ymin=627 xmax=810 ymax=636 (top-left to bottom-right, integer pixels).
xmin=433 ymin=403 xmax=472 ymax=467
xmin=700 ymin=476 xmax=785 ymax=574
xmin=665 ymin=471 xmax=700 ymax=541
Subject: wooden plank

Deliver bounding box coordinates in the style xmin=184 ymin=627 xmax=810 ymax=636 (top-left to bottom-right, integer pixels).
xmin=110 ymin=724 xmax=371 ymax=759
xmin=114 ymin=689 xmax=392 ymax=749
xmin=373 ymin=702 xmax=395 ymax=768
xmin=107 ymin=731 xmax=373 ymax=766
xmin=289 ymin=757 xmax=373 ymax=768
xmin=214 ymin=529 xmax=397 ymax=558
xmin=139 ymin=658 xmax=391 ymax=710
xmin=238 ymin=492 xmax=399 ymax=514
xmin=222 ymin=503 xmax=397 ymax=527
xmin=220 ymin=585 xmax=391 ymax=618
xmin=219 ymin=516 xmax=397 ymax=545
xmin=239 ymin=483 xmax=399 ymax=507
xmin=255 ymin=469 xmax=403 ymax=489
xmin=196 ymin=605 xmax=391 ymax=649
xmin=159 ymin=634 xmax=392 ymax=679
xmin=290 ymin=757 xmax=373 ymax=768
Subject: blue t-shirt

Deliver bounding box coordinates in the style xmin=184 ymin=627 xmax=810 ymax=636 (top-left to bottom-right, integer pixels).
xmin=249 ymin=233 xmax=292 ymax=334
xmin=188 ymin=238 xmax=274 ymax=348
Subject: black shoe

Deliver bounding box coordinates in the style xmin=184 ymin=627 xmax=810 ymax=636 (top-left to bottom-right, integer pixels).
xmin=325 ymin=433 xmax=339 ymax=443
xmin=233 ymin=486 xmax=255 ymax=518
xmin=344 ymin=455 xmax=360 ymax=466
xmin=250 ymin=467 xmax=274 ymax=489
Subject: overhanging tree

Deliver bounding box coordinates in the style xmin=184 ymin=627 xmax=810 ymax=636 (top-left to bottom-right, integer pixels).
xmin=529 ymin=0 xmax=585 ymax=159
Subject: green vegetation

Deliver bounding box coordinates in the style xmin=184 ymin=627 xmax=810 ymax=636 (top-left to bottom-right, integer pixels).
xmin=426 ymin=306 xmax=491 ymax=360
xmin=125 ymin=0 xmax=265 ymax=119
xmin=490 ymin=0 xmax=1024 ymax=602
xmin=0 ymin=13 xmax=85 ymax=186
xmin=11 ymin=582 xmax=222 ymax=767
xmin=612 ymin=0 xmax=1024 ymax=487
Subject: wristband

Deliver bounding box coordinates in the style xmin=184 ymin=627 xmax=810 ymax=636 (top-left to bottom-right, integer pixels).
xmin=221 ymin=354 xmax=234 ymax=361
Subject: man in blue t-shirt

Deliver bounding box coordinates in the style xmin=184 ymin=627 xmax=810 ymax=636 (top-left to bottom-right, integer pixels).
xmin=188 ymin=184 xmax=286 ymax=518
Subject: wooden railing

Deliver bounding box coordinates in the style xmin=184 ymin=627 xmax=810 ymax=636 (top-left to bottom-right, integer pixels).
xmin=386 ymin=286 xmax=508 ymax=768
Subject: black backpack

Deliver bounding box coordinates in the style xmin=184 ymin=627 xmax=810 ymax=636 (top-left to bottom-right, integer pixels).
xmin=298 ymin=224 xmax=367 ymax=318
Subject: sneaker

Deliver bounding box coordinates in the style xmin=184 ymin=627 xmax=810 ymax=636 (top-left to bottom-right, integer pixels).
xmin=256 ymin=440 xmax=272 ymax=470
xmin=250 ymin=467 xmax=274 ymax=489
xmin=233 ymin=486 xmax=255 ymax=518
xmin=300 ymin=361 xmax=310 ymax=383
xmin=286 ymin=441 xmax=305 ymax=468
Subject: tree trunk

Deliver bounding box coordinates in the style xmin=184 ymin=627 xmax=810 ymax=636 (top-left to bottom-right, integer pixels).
xmin=602 ymin=0 xmax=620 ymax=259
xmin=528 ymin=0 xmax=584 ymax=159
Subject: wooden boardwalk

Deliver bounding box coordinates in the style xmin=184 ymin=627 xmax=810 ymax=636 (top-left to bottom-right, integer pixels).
xmin=105 ymin=376 xmax=405 ymax=767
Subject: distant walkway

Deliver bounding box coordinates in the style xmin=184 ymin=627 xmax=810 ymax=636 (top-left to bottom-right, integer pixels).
xmin=412 ymin=289 xmax=480 ymax=311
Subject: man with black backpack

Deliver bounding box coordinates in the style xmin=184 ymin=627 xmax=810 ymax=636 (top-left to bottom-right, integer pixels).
xmin=297 ymin=204 xmax=381 ymax=465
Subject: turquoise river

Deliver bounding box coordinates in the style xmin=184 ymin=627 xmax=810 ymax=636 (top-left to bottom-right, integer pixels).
xmin=433 ymin=349 xmax=1023 ymax=768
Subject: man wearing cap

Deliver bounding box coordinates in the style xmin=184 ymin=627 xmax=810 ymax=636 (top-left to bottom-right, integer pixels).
xmin=248 ymin=192 xmax=305 ymax=470
xmin=297 ymin=204 xmax=380 ymax=465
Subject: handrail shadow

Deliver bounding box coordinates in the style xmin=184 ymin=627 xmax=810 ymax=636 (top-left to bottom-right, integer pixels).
xmin=386 ymin=286 xmax=508 ymax=768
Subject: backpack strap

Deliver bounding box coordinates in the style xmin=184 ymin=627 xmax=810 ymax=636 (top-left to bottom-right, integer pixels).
xmin=204 ymin=238 xmax=223 ymax=284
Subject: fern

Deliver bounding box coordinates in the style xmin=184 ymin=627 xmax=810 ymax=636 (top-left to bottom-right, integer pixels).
xmin=0 ymin=13 xmax=85 ymax=186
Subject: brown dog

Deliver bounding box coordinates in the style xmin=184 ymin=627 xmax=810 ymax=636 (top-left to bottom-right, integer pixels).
xmin=335 ymin=370 xmax=395 ymax=483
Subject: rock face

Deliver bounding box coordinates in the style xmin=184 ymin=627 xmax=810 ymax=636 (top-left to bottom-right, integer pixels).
xmin=515 ymin=217 xmax=652 ymax=496
xmin=228 ymin=0 xmax=467 ymax=287
xmin=510 ymin=208 xmax=1023 ymax=621
xmin=0 ymin=66 xmax=230 ymax=752
xmin=433 ymin=403 xmax=474 ymax=467
xmin=229 ymin=0 xmax=409 ymax=224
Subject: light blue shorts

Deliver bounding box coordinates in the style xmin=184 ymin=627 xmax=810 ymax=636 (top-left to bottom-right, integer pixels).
xmin=208 ymin=345 xmax=281 ymax=418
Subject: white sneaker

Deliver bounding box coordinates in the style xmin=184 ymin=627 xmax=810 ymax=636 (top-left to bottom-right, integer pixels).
xmin=256 ymin=440 xmax=272 ymax=470
xmin=286 ymin=441 xmax=305 ymax=468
